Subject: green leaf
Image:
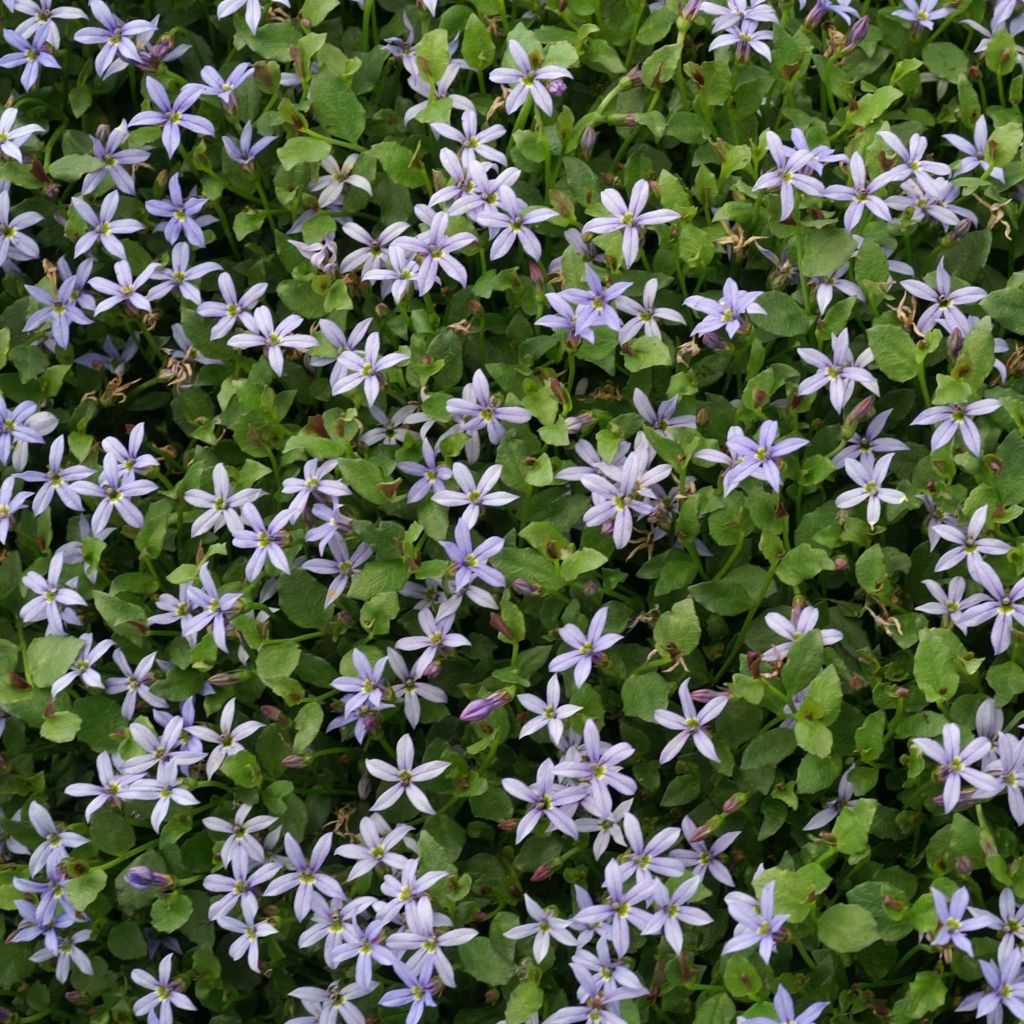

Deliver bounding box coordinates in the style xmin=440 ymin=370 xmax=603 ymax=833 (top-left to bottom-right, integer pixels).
xmin=416 ymin=28 xmax=450 ymax=84
xmin=220 ymin=750 xmax=262 ymax=787
xmin=348 ymin=560 xmax=409 ymax=600
xmin=278 ymin=136 xmax=332 ymax=170
xmin=951 ymin=316 xmax=993 ymax=391
xmin=151 ymin=892 xmax=193 ymax=933
xmin=370 ymin=141 xmax=425 ymax=188
xmin=292 ymin=702 xmax=324 ymax=752
xmin=799 ymin=228 xmax=858 ymax=278
xmin=755 ymin=863 xmax=831 ymax=923
xmin=849 ymin=85 xmax=901 ymax=127
xmin=506 ymin=983 xmax=544 ymax=1023
xmin=891 ymin=972 xmax=947 ymax=1024
xmin=48 ymin=154 xmax=104 ymax=181
xmin=641 ymin=42 xmax=682 ymax=89
xmin=560 ymin=548 xmax=607 ymax=581
xmin=740 ymin=729 xmax=796 ymax=770
xmin=990 ymin=123 xmax=1023 ymax=166
xmin=462 ymin=14 xmax=495 ymax=69
xmin=981 ymin=287 xmax=1024 ymax=330
xmin=278 ymin=572 xmax=331 ymax=628
xmin=108 ymin=921 xmax=148 ymax=960
xmin=73 ymin=695 xmax=126 ymax=753
xmin=256 ymin=642 xmax=301 ymax=683
xmin=867 ymin=323 xmax=919 ymax=382
xmin=301 ymin=0 xmax=341 ymax=23
xmin=622 ymin=672 xmax=675 ymax=721
xmin=459 ymin=937 xmax=516 ymax=985
xmin=795 ymin=719 xmax=832 ymax=758
xmin=922 ymin=42 xmax=968 ymax=82
xmin=776 ymin=544 xmax=834 ymax=586
xmin=690 ymin=566 xmax=774 ymax=616
xmin=986 ymin=28 xmax=1018 ymax=75
xmin=26 ymin=635 xmax=82 ymax=689
xmin=834 ymin=798 xmax=877 ymax=856
xmin=653 ymin=596 xmax=701 ymax=656
xmin=817 ymin=903 xmax=880 ymax=951
xmin=89 ymin=808 xmax=135 ymax=855
xmin=67 ymin=868 xmax=107 ymax=911
xmin=755 ymin=291 xmax=811 ymax=338
xmin=914 ymin=627 xmax=966 ymax=702
xmin=694 ymin=994 xmax=737 ymax=1024
xmin=93 ymin=590 xmax=147 ymax=629
xmin=310 ymin=72 xmax=366 ymax=143
xmin=40 ymin=711 xmax=82 ymax=743
xmin=419 ymin=814 xmax=462 ymax=862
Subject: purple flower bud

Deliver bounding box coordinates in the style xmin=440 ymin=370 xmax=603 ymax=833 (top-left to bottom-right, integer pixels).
xmin=681 ymin=0 xmax=701 ymax=18
xmin=846 ymin=14 xmax=869 ymax=47
xmin=512 ymin=578 xmax=541 ymax=596
xmin=565 ymin=414 xmax=594 ymax=434
xmin=460 ymin=689 xmax=514 ymax=723
xmin=580 ymin=125 xmax=597 ymax=160
xmin=722 ymin=793 xmax=746 ymax=814
xmin=281 ymin=754 xmax=307 ymax=768
xmin=358 ymin=773 xmax=373 ymax=800
xmin=547 ymin=78 xmax=568 ymax=97
xmin=843 ymin=395 xmax=875 ymax=431
xmin=957 ymin=855 xmax=973 ymax=875
xmin=531 ymin=864 xmax=553 ymax=882
xmin=125 ymin=866 xmax=174 ymax=890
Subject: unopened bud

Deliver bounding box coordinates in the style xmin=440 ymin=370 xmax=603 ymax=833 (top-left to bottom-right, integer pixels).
xmin=565 ymin=414 xmax=594 ymax=434
xmin=208 ymin=671 xmax=242 ymax=686
xmin=956 ymin=855 xmax=973 ymax=875
xmin=627 ymin=65 xmax=643 ymax=86
xmin=529 ymin=261 xmax=545 ymax=289
xmin=893 ymin=686 xmax=910 ymax=699
xmin=722 ymin=793 xmax=746 ymax=814
xmin=497 ymin=818 xmax=518 ymax=832
xmin=582 ymin=578 xmax=600 ymax=597
xmin=485 ymin=989 xmax=501 ymax=1005
xmin=844 ymin=395 xmax=875 ymax=433
xmin=882 ymin=894 xmax=904 ymax=912
xmin=580 ymin=125 xmax=597 ymax=160
xmin=260 ymin=704 xmax=285 ymax=723
xmin=689 ymin=822 xmax=716 ymax=843
xmin=358 ymin=773 xmax=374 ymax=800
xmin=531 ymin=864 xmax=553 ymax=882
xmin=512 ymin=578 xmax=541 ymax=597
xmin=547 ymin=78 xmax=568 ymax=97
xmin=691 ymin=688 xmax=727 ymax=704
xmin=281 ymin=754 xmax=307 ymax=769
xmin=845 ymin=13 xmax=869 ymax=49
xmin=833 ymin=555 xmax=849 ymax=572
xmin=66 ymin=991 xmax=86 ymax=1005
xmin=460 ymin=690 xmax=514 ymax=723
xmin=980 ymin=832 xmax=999 ymax=859
xmin=950 ymin=219 xmax=973 ymax=242
xmin=125 ymin=867 xmax=175 ymax=891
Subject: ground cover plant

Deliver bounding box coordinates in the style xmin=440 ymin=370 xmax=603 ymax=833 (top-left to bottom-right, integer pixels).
xmin=3 ymin=0 xmax=1024 ymax=1021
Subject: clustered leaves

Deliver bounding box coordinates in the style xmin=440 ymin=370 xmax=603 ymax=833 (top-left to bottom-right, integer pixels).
xmin=2 ymin=1 xmax=1024 ymax=1024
